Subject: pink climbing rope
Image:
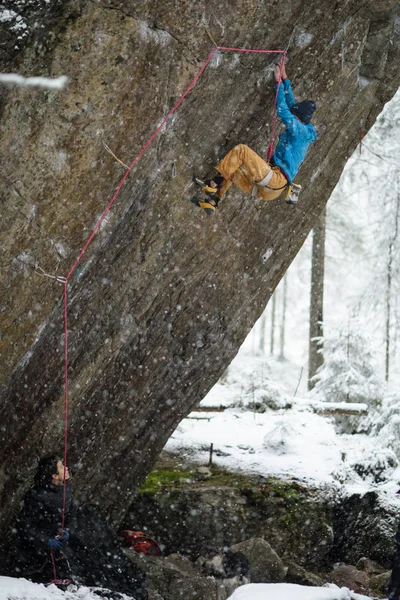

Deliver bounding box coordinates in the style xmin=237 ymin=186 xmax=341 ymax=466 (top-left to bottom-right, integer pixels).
xmin=64 ymin=47 xmax=219 ymax=283
xmin=60 ymin=44 xmax=285 ymax=529
xmin=60 ymin=45 xmax=218 ymax=530
xmin=62 ymin=283 xmax=69 ymax=532
xmin=217 ymin=46 xmax=286 ymax=53
xmin=50 ymin=551 xmax=57 ymax=581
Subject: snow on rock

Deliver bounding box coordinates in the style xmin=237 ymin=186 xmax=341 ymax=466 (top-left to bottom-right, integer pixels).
xmin=168 ymin=352 xmax=344 ymax=483
xmin=307 ymin=402 xmax=368 ymax=414
xmin=227 ymin=583 xmax=371 ymax=600
xmin=0 ymin=6 xmax=29 ymax=48
xmin=0 ymin=576 xmax=134 ymax=600
xmin=263 ymin=419 xmax=303 ymax=455
xmin=198 ymin=381 xmax=239 ymax=408
xmin=0 ymin=74 xmax=68 ymax=89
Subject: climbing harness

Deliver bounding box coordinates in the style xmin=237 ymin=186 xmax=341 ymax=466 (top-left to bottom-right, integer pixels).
xmin=251 ymin=179 xmax=301 ymax=205
xmin=251 ymin=170 xmax=301 ymax=206
xmin=251 ymin=170 xmax=274 ymax=197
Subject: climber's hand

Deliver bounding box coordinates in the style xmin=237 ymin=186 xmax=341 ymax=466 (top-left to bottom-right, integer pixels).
xmin=274 ymin=62 xmax=287 ymax=82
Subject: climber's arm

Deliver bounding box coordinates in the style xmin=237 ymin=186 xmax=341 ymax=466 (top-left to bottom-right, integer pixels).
xmin=282 ymin=78 xmax=296 ymax=108
xmin=276 ymin=82 xmax=301 ymax=135
xmin=273 ymin=64 xmax=299 ymax=133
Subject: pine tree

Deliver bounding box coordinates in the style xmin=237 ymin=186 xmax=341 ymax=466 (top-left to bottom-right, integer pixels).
xmin=311 ymin=324 xmax=384 ymax=432
xmin=370 ymin=394 xmax=400 ymax=459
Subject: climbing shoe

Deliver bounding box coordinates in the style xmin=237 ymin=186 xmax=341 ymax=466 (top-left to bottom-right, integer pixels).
xmin=191 ymin=196 xmax=217 ymax=215
xmin=192 ymin=175 xmax=220 ymax=198
xmin=191 ymin=175 xmax=223 ymax=214
xmin=285 ymin=183 xmax=302 ymax=205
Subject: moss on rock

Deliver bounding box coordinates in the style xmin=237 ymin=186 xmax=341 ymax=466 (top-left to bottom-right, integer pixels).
xmin=128 ymin=459 xmax=333 ymax=569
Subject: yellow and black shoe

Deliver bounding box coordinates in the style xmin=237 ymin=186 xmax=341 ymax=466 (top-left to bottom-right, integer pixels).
xmin=192 ymin=175 xmax=223 ymax=214
xmin=193 ymin=175 xmax=219 ymax=196
xmin=191 ymin=196 xmax=217 ymax=215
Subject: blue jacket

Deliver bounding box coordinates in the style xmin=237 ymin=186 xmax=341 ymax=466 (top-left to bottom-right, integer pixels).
xmin=272 ymin=79 xmax=317 ymax=184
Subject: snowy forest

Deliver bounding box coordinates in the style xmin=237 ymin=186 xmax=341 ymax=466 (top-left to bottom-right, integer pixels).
xmin=257 ymin=89 xmax=400 ymax=388
xmin=167 ymin=90 xmax=400 ymax=503
xmin=1 ymin=1 xmax=400 ymax=600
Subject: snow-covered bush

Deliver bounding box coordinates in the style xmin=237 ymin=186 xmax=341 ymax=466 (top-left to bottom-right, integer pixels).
xmin=263 ymin=421 xmax=298 ymax=455
xmin=370 ymin=395 xmax=400 ymax=460
xmin=350 ymin=447 xmax=398 ymax=483
xmin=310 ymin=326 xmax=384 ymax=433
xmin=235 ymin=380 xmax=292 ymax=412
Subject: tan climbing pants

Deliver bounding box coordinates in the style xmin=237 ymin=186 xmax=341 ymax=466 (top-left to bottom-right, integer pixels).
xmin=215 ymin=144 xmax=288 ymax=201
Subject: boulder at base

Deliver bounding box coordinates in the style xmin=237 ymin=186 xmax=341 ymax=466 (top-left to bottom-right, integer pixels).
xmin=328 ymin=565 xmax=369 ymax=595
xmin=229 ymin=538 xmax=286 ymax=583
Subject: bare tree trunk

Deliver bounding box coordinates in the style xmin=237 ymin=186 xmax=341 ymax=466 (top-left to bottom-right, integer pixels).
xmin=279 ymin=274 xmax=288 ymax=360
xmin=385 ymin=190 xmax=400 ymax=381
xmin=259 ymin=311 xmax=267 ymax=354
xmin=308 ymin=208 xmax=326 ymax=390
xmin=270 ymin=291 xmax=276 ymax=355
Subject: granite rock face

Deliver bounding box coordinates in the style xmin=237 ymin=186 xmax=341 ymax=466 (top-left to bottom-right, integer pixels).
xmin=0 ymin=0 xmax=400 ymax=532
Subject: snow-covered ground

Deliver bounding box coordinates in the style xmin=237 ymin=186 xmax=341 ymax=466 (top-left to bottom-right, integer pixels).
xmin=0 ymin=577 xmax=132 ymax=600
xmin=166 ymin=352 xmax=400 ymax=505
xmin=227 ymin=583 xmax=370 ymax=600
xmin=0 ymin=578 xmax=374 ymax=600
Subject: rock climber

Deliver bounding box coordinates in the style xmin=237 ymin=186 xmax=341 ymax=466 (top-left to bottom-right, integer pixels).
xmin=9 ymin=455 xmax=72 ymax=584
xmin=192 ymin=61 xmax=317 ymax=213
xmin=4 ymin=454 xmax=148 ymax=597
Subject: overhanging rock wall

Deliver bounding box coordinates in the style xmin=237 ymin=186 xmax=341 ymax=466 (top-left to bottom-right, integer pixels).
xmin=0 ymin=0 xmax=399 ymax=532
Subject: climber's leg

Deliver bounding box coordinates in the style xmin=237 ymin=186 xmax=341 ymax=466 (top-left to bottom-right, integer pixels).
xmin=216 ymin=144 xmax=272 ymax=197
xmin=192 ymin=144 xmax=289 ymax=214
